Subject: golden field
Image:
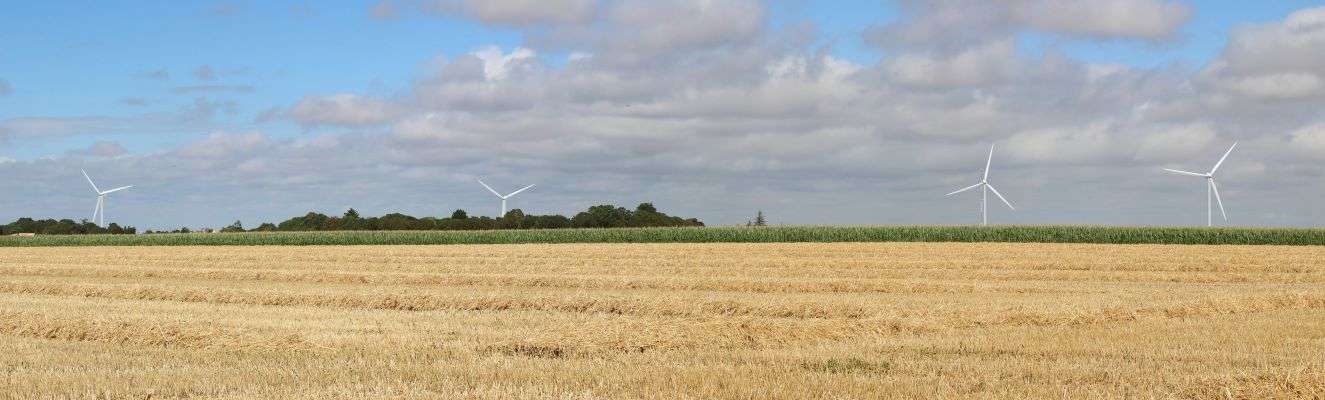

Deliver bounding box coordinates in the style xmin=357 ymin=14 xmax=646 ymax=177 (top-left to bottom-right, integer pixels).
xmin=0 ymin=243 xmax=1322 ymax=399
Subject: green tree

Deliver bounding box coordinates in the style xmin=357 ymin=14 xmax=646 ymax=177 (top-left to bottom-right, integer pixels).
xmin=4 ymin=202 xmax=701 ymax=236
xmin=277 ymin=212 xmax=331 ymax=231
xmin=748 ymin=211 xmax=767 ymax=227
xmin=525 ymin=214 xmax=571 ymax=229
xmin=341 ymin=209 xmax=362 ymax=230
xmin=221 ymin=220 xmax=245 ymax=233
xmin=572 ymin=205 xmax=632 ymax=228
xmin=379 ymin=213 xmax=420 ymax=230
xmin=500 ymin=209 xmax=527 ymax=229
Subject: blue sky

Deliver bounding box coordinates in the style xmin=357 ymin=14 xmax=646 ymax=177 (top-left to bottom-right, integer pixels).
xmin=0 ymin=0 xmax=1313 ymax=158
xmin=2 ymin=1 xmax=1324 ymax=228
xmin=3 ymin=2 xmax=503 ymax=154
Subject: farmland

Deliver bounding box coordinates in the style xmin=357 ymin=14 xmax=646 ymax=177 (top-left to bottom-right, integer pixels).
xmin=4 ymin=225 xmax=1325 ymax=247
xmin=1 ymin=242 xmax=1323 ymax=399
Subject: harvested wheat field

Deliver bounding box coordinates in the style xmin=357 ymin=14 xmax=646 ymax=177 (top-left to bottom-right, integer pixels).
xmin=1 ymin=243 xmax=1323 ymax=399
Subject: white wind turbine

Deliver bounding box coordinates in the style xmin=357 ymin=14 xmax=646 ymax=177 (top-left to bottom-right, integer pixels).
xmin=1163 ymin=142 xmax=1237 ymax=227
xmin=945 ymin=144 xmax=1015 ymax=226
xmin=477 ymin=178 xmax=535 ymax=217
xmin=82 ymin=169 xmax=134 ymax=227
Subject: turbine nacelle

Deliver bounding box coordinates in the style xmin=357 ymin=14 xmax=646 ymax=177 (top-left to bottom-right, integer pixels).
xmin=945 ymin=144 xmax=1015 ymax=226
xmin=1162 ymin=142 xmax=1236 ymax=226
xmin=81 ymin=169 xmax=134 ymax=227
xmin=477 ymin=178 xmax=535 ymax=217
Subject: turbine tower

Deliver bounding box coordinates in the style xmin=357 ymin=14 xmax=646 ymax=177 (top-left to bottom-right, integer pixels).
xmin=477 ymin=178 xmax=535 ymax=217
xmin=1163 ymin=142 xmax=1236 ymax=227
xmin=82 ymin=169 xmax=134 ymax=227
xmin=945 ymin=144 xmax=1015 ymax=226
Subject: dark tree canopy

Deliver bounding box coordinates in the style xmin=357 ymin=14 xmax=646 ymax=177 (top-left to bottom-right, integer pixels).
xmin=0 ymin=218 xmax=136 ymax=235
xmin=245 ymin=203 xmax=701 ymax=232
xmin=4 ymin=203 xmax=701 ymax=235
xmin=221 ymin=220 xmax=245 ymax=233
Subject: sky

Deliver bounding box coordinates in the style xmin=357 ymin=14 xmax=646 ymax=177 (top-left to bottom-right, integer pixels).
xmin=1 ymin=0 xmax=1324 ymax=230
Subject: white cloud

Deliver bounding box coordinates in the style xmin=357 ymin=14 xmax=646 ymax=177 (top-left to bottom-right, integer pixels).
xmin=604 ymin=0 xmax=764 ymax=55
xmin=1289 ymin=123 xmax=1325 ymax=156
xmin=1011 ymin=0 xmax=1192 ymax=40
xmin=66 ymin=141 xmax=130 ymax=158
xmin=1006 ymin=122 xmax=1118 ymax=164
xmin=472 ymin=46 xmax=537 ymax=81
xmin=568 ymin=52 xmax=593 ymax=63
xmin=174 ymin=131 xmax=270 ymax=160
xmin=1135 ymin=123 xmax=1217 ymax=161
xmin=287 ymin=94 xmax=404 ymax=126
xmin=869 ymin=0 xmax=1191 ymax=52
xmin=0 ymin=117 xmax=119 ymax=137
xmin=414 ymin=48 xmax=548 ymax=111
xmin=1220 ymin=7 xmax=1325 ymax=75
xmin=885 ymin=40 xmax=1023 ymax=87
xmin=428 ymin=0 xmax=597 ymax=26
xmin=1202 ymin=6 xmax=1325 ymax=101
xmin=1220 ymin=72 xmax=1323 ymax=100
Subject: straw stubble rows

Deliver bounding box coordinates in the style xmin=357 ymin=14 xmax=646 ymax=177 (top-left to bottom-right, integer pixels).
xmin=1 ymin=243 xmax=1322 ymax=399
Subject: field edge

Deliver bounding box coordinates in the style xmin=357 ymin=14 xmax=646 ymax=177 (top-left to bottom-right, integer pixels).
xmin=2 ymin=225 xmax=1325 ymax=247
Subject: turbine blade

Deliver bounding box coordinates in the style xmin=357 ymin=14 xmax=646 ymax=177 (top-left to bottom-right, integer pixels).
xmin=945 ymin=183 xmax=982 ymax=196
xmin=476 ymin=178 xmax=502 ymax=197
xmin=81 ymin=169 xmax=100 ymax=193
xmin=983 ymin=144 xmax=994 ymax=181
xmin=1210 ymin=142 xmax=1237 ymax=174
xmin=1210 ymin=179 xmax=1227 ymax=221
xmin=987 ymin=184 xmax=1015 ymax=211
xmin=1162 ymin=168 xmax=1207 ymax=178
xmin=101 ymin=185 xmax=133 ymax=194
xmin=505 ymin=184 xmax=535 ymax=197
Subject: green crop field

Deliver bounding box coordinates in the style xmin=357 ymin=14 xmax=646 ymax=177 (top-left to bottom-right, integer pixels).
xmin=2 ymin=225 xmax=1324 ymax=247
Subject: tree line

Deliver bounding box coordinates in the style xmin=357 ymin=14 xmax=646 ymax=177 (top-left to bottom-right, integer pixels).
xmin=3 ymin=203 xmax=701 ymax=235
xmin=0 ymin=218 xmax=137 ymax=235
xmin=150 ymin=203 xmax=701 ymax=233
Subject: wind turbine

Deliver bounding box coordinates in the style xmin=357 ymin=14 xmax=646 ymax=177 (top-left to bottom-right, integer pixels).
xmin=945 ymin=144 xmax=1015 ymax=226
xmin=1163 ymin=142 xmax=1236 ymax=227
xmin=477 ymin=178 xmax=535 ymax=217
xmin=82 ymin=169 xmax=133 ymax=227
